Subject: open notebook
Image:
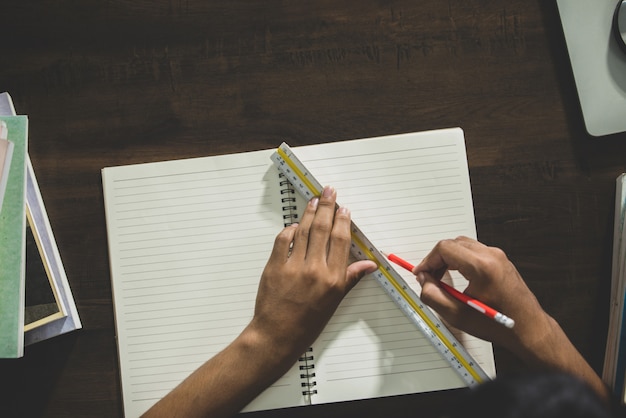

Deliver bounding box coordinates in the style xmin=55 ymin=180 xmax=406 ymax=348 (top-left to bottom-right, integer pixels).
xmin=102 ymin=128 xmax=495 ymax=417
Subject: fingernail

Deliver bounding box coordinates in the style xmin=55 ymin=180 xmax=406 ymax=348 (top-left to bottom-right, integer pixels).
xmin=337 ymin=206 xmax=349 ymax=215
xmin=322 ymin=186 xmax=334 ymax=198
xmin=310 ymin=197 xmax=319 ymax=209
xmin=365 ymin=263 xmax=379 ymax=275
xmin=416 ymin=272 xmax=425 ymax=286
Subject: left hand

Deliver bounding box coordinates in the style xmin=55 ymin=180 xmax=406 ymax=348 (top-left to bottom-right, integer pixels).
xmin=247 ymin=186 xmax=378 ymax=361
xmin=143 ymin=186 xmax=378 ymax=418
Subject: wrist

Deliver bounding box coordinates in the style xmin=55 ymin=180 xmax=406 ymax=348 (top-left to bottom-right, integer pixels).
xmin=506 ymin=311 xmax=597 ymax=377
xmin=237 ymin=322 xmax=303 ymax=376
xmin=499 ymin=301 xmax=558 ymax=369
xmin=511 ymin=313 xmax=560 ymax=368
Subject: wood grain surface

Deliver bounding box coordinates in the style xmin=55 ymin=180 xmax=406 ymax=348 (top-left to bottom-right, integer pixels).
xmin=1 ymin=1 xmax=625 ymax=416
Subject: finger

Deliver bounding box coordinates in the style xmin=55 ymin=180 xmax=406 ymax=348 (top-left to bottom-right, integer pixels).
xmin=413 ymin=238 xmax=485 ymax=281
xmin=326 ymin=206 xmax=352 ymax=271
xmin=418 ymin=271 xmax=461 ymax=317
xmin=344 ymin=260 xmax=378 ymax=292
xmin=418 ymin=271 xmax=509 ymax=342
xmin=411 ymin=239 xmax=456 ymax=279
xmin=418 ymin=271 xmax=488 ymax=329
xmin=453 ymin=236 xmax=491 ymax=253
xmin=306 ymin=186 xmax=337 ymax=261
xmin=267 ymin=224 xmax=298 ymax=265
xmin=290 ymin=196 xmax=318 ymax=260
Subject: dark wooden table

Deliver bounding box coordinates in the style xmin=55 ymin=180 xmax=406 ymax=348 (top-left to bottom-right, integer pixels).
xmin=1 ymin=1 xmax=625 ymax=416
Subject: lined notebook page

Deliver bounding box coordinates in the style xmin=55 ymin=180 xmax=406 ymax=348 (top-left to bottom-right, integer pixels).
xmin=294 ymin=129 xmax=495 ymax=403
xmin=103 ymin=150 xmax=306 ymax=417
xmin=103 ymin=128 xmax=495 ymax=416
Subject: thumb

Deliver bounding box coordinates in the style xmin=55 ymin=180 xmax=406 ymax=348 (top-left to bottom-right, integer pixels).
xmin=345 ymin=260 xmax=378 ymax=292
xmin=418 ymin=271 xmax=511 ymax=343
xmin=417 ymin=271 xmax=462 ymax=319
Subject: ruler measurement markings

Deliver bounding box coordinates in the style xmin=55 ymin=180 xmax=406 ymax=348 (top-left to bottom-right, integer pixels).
xmin=272 ymin=143 xmax=487 ymax=386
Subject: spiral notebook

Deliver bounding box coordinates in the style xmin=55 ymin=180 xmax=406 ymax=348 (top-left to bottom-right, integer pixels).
xmin=102 ymin=128 xmax=495 ymax=417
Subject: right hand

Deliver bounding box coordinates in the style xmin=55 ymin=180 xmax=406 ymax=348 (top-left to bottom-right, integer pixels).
xmin=413 ymin=236 xmax=610 ymax=402
xmin=412 ymin=236 xmax=552 ymax=356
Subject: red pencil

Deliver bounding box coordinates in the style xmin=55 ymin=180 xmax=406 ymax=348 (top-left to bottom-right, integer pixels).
xmin=383 ymin=252 xmax=515 ymax=329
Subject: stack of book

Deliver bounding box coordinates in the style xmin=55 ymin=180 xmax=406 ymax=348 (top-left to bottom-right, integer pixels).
xmin=0 ymin=92 xmax=81 ymax=358
xmin=604 ymin=173 xmax=626 ymax=403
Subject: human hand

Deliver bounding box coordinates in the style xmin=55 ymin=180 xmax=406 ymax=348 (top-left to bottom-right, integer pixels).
xmin=413 ymin=236 xmax=610 ymax=401
xmin=247 ymin=186 xmax=378 ymax=362
xmin=143 ymin=189 xmax=378 ymax=418
xmin=412 ymin=236 xmax=551 ymax=356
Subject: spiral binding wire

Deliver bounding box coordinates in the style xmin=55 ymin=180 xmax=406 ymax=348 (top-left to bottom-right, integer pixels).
xmin=279 ymin=173 xmax=299 ymax=226
xmin=279 ymin=173 xmax=316 ymax=395
xmin=298 ymin=347 xmax=317 ymax=396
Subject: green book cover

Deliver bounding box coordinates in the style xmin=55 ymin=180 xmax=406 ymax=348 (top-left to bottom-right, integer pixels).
xmin=0 ymin=115 xmax=28 ymax=358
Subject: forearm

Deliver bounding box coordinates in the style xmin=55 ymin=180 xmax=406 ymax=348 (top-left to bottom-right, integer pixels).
xmin=508 ymin=312 xmax=610 ymax=402
xmin=142 ymin=326 xmax=298 ymax=418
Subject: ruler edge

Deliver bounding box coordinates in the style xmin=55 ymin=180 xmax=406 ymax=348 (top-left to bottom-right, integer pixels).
xmin=270 ymin=141 xmax=489 ymax=385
